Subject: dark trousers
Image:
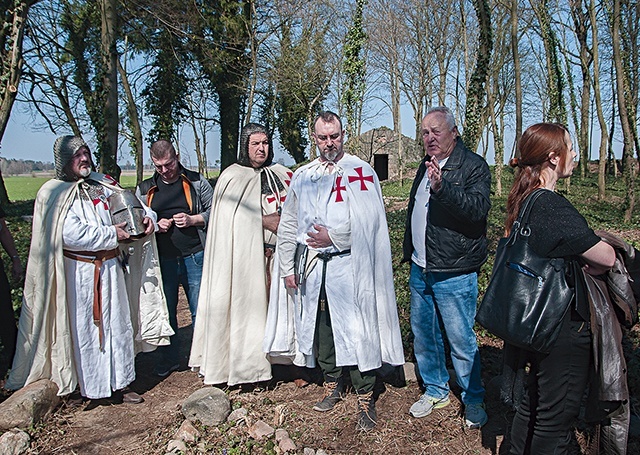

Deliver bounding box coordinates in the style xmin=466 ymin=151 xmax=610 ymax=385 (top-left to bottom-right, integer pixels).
xmin=315 ymin=300 xmax=375 ymax=393
xmin=0 ymin=260 xmax=17 ymax=367
xmin=509 ymin=314 xmax=591 ymax=454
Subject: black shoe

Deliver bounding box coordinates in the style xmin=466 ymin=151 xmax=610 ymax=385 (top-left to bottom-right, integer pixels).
xmin=356 ymin=391 xmax=377 ymax=432
xmin=154 ymin=362 xmax=180 ymax=378
xmin=312 ymin=376 xmax=344 ymax=412
xmin=65 ymin=390 xmax=85 ymax=408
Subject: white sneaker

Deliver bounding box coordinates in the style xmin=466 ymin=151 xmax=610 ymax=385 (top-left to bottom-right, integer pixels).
xmin=409 ymin=394 xmax=450 ymax=418
xmin=464 ymin=402 xmax=488 ymax=429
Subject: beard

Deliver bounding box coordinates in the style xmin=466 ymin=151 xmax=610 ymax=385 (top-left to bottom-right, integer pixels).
xmin=321 ymin=149 xmax=339 ymax=162
xmin=78 ymin=166 xmax=91 ymax=178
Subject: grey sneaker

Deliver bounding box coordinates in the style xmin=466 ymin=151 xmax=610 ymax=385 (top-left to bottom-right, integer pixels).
xmin=464 ymin=402 xmax=488 ymax=429
xmin=409 ymin=394 xmax=450 ymax=418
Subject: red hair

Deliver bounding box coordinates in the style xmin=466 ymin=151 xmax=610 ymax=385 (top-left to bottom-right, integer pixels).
xmin=505 ymin=123 xmax=570 ymax=234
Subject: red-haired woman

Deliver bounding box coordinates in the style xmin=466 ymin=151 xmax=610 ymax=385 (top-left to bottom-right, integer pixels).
xmin=503 ymin=123 xmax=615 ymax=454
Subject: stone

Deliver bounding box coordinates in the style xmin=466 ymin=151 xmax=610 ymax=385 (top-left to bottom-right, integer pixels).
xmin=316 ymin=450 xmax=330 ymax=455
xmin=247 ymin=420 xmax=274 ymax=440
xmin=174 ymin=419 xmax=200 ymax=443
xmin=181 ymin=387 xmax=230 ymax=426
xmin=227 ymin=407 xmax=248 ymax=423
xmin=279 ymin=436 xmax=297 ymax=453
xmin=166 ymin=439 xmax=187 ymax=454
xmin=0 ymin=429 xmax=30 ymax=455
xmin=0 ymin=380 xmax=61 ymax=431
xmin=274 ymin=428 xmax=289 ymax=442
xmin=403 ymin=362 xmax=417 ymax=383
xmin=303 ymin=448 xmax=315 ymax=455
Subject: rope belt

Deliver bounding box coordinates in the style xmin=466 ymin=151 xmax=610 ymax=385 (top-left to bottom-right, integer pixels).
xmin=317 ymin=249 xmax=351 ymax=311
xmin=264 ymin=243 xmax=277 ymax=299
xmin=63 ymin=248 xmax=120 ymax=348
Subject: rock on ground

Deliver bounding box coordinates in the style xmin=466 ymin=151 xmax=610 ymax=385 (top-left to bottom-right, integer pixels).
xmin=166 ymin=439 xmax=187 ymax=454
xmin=0 ymin=380 xmax=60 ymax=431
xmin=0 ymin=428 xmax=30 ymax=455
xmin=181 ymin=387 xmax=230 ymax=426
xmin=227 ymin=407 xmax=248 ymax=424
xmin=174 ymin=419 xmax=200 ymax=443
xmin=248 ymin=420 xmax=274 ymax=440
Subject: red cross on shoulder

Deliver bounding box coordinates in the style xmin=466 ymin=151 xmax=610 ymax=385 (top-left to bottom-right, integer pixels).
xmin=332 ymin=176 xmax=347 ymax=202
xmin=347 ymin=167 xmax=374 ymax=191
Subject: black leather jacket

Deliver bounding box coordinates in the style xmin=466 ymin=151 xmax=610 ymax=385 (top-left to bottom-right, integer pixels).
xmin=402 ymin=138 xmax=491 ymax=273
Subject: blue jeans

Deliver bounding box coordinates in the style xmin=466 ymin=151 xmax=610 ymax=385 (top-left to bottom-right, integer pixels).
xmin=159 ymin=250 xmax=204 ymax=363
xmin=409 ymin=262 xmax=485 ymax=404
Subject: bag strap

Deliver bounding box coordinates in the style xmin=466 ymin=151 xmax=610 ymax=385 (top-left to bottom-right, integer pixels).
xmin=514 ymin=188 xmax=548 ymax=231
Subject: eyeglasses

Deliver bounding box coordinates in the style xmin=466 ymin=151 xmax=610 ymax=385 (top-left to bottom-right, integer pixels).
xmin=153 ymin=157 xmax=178 ymax=172
xmin=315 ymin=133 xmax=342 ymax=143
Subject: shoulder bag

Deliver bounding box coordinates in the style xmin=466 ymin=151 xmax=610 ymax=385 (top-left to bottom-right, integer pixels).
xmin=476 ymin=188 xmax=575 ymax=354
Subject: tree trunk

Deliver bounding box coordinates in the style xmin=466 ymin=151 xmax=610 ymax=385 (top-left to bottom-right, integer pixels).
xmin=218 ymin=84 xmax=242 ymax=171
xmin=462 ymin=0 xmax=492 ymax=152
xmin=612 ymin=0 xmax=636 ymax=221
xmin=511 ymin=0 xmax=522 ymax=157
xmin=117 ymin=58 xmax=144 ymax=186
xmin=99 ymin=0 xmax=119 ymax=180
xmin=589 ymin=0 xmax=609 ymax=199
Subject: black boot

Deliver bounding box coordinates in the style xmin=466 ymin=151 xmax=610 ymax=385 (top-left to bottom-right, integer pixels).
xmin=356 ymin=390 xmax=377 ymax=431
xmin=313 ymin=375 xmax=344 ymax=412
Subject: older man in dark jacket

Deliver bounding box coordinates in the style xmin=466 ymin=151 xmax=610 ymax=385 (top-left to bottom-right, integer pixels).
xmin=402 ymin=106 xmax=491 ymax=429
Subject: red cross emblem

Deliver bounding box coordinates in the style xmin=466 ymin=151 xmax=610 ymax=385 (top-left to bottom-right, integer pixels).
xmin=348 ymin=167 xmax=374 ymax=191
xmin=267 ymin=194 xmax=287 ymax=205
xmin=104 ymin=175 xmax=120 ymax=187
xmin=92 ymin=195 xmax=109 ymax=210
xmin=332 ymin=176 xmax=347 ymax=203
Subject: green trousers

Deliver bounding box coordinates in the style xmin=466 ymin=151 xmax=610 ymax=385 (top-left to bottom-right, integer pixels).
xmin=315 ymin=298 xmax=376 ymax=393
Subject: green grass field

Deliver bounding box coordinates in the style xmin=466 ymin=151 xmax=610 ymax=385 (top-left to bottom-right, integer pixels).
xmin=4 ymin=173 xmax=157 ymax=201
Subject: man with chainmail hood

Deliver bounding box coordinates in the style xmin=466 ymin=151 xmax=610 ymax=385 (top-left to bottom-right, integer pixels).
xmin=5 ymin=136 xmax=173 ymax=406
xmin=189 ymin=123 xmax=294 ymax=386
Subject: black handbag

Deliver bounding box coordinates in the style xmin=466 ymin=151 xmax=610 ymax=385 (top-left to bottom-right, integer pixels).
xmin=476 ymin=188 xmax=574 ymax=354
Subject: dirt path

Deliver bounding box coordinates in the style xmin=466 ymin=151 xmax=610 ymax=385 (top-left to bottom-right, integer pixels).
xmin=11 ymin=296 xmax=640 ymax=454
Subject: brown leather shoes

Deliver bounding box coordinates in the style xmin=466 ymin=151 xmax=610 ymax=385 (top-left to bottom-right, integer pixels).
xmin=121 ymin=387 xmax=144 ymax=404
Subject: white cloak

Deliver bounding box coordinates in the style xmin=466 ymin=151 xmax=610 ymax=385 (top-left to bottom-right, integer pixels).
xmin=189 ymin=163 xmax=292 ymax=386
xmin=6 ymin=173 xmax=173 ymax=398
xmin=264 ymin=154 xmax=405 ymax=372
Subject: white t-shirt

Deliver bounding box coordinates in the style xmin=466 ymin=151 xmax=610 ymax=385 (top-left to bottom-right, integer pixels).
xmin=410 ymin=157 xmax=448 ymax=268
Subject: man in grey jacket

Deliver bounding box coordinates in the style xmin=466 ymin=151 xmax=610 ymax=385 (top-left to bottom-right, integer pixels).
xmin=402 ymin=106 xmax=491 ymax=428
xmin=137 ymin=140 xmax=213 ymax=377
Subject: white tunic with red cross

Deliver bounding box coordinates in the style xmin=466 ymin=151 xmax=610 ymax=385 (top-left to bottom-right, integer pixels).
xmin=270 ymin=154 xmax=405 ymax=371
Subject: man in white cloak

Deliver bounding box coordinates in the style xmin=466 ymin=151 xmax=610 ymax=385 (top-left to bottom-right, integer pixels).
xmin=265 ymin=111 xmax=405 ymax=432
xmin=5 ymin=136 xmax=173 ymax=405
xmin=189 ymin=123 xmax=294 ymax=386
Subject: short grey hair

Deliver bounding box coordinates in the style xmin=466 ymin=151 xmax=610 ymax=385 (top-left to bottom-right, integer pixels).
xmin=426 ymin=106 xmax=456 ymax=131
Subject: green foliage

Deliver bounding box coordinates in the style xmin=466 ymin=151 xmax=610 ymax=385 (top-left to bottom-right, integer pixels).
xmin=141 ymin=30 xmax=189 ymax=142
xmin=272 ymin=18 xmax=330 ymax=164
xmin=341 ymin=0 xmax=368 ymax=140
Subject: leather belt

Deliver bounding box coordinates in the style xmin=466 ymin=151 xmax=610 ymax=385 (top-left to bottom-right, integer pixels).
xmin=63 ymin=248 xmax=120 ymax=348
